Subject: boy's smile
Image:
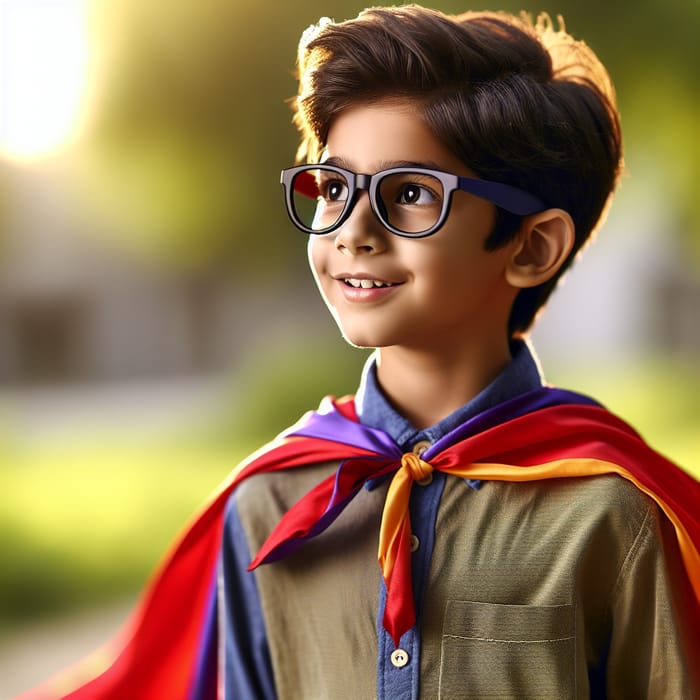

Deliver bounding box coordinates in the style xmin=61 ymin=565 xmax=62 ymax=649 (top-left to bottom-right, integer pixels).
xmin=308 ymin=100 xmax=521 ymax=358
xmin=334 ymin=273 xmax=403 ymax=301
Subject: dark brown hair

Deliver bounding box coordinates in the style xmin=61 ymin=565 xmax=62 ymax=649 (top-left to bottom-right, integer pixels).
xmin=292 ymin=5 xmax=623 ymax=336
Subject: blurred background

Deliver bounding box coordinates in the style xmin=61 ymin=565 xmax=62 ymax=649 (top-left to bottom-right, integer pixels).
xmin=0 ymin=0 xmax=698 ymax=694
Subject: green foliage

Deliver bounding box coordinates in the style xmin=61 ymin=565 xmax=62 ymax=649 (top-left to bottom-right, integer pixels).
xmin=223 ymin=335 xmax=371 ymax=444
xmin=78 ymin=0 xmax=374 ymax=270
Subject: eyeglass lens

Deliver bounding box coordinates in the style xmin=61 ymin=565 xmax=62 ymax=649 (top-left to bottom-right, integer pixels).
xmin=290 ymin=168 xmax=446 ymax=234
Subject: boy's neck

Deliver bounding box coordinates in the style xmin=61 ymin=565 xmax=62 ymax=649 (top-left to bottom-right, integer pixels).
xmin=374 ymin=338 xmax=513 ymax=431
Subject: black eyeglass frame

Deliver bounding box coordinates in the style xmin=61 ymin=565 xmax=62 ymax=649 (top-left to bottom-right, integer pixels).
xmin=280 ymin=164 xmax=547 ymax=238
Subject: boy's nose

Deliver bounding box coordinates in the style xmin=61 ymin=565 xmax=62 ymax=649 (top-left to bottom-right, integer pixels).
xmin=334 ymin=192 xmax=388 ymax=256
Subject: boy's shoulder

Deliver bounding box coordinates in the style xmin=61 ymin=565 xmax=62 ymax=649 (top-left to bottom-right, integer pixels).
xmin=432 ymin=467 xmax=662 ymax=556
xmin=232 ymin=458 xmax=386 ymax=554
xmin=488 ymin=472 xmax=660 ymax=540
xmin=233 ymin=459 xmax=338 ymax=516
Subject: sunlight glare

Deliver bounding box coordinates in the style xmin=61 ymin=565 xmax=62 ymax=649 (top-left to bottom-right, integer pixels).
xmin=0 ymin=0 xmax=90 ymax=162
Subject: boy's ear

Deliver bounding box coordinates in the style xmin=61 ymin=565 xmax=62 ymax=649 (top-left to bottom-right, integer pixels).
xmin=505 ymin=209 xmax=575 ymax=289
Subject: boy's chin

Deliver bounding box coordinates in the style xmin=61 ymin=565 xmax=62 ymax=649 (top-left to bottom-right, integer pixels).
xmin=331 ymin=313 xmax=401 ymax=349
xmin=337 ymin=324 xmax=386 ymax=350
xmin=331 ymin=315 xmax=381 ymax=349
xmin=340 ymin=331 xmax=376 ymax=350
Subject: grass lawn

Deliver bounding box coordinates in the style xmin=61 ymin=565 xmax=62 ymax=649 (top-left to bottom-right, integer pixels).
xmin=0 ymin=433 xmax=250 ymax=628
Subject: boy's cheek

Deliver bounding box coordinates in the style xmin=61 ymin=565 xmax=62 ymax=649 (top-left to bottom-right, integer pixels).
xmin=307 ymin=236 xmax=326 ymax=271
xmin=308 ymin=237 xmax=338 ymax=283
xmin=307 ymin=238 xmax=335 ymax=309
xmin=307 ymin=238 xmax=324 ymax=284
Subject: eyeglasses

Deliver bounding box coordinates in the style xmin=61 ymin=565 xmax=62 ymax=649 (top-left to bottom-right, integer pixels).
xmin=280 ymin=164 xmax=546 ymax=238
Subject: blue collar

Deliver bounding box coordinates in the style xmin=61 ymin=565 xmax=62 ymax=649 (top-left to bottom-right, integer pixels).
xmin=355 ymin=338 xmax=545 ymax=459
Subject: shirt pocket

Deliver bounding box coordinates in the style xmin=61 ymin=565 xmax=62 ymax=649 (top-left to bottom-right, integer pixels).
xmin=438 ymin=600 xmax=575 ymax=699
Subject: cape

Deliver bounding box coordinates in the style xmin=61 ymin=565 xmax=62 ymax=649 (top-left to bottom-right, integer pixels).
xmin=17 ymin=387 xmax=700 ymax=699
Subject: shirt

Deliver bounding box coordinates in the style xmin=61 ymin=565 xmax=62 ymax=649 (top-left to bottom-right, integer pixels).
xmin=220 ymin=339 xmax=545 ymax=699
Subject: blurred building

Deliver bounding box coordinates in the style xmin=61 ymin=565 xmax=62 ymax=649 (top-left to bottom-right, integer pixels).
xmin=532 ymin=197 xmax=700 ymax=365
xmin=0 ymin=164 xmax=320 ymax=386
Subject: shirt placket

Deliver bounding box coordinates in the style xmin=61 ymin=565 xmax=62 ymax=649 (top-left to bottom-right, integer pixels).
xmin=377 ymin=438 xmax=446 ymax=700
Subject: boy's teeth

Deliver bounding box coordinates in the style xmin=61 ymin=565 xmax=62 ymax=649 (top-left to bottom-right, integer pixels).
xmin=345 ymin=278 xmax=393 ymax=288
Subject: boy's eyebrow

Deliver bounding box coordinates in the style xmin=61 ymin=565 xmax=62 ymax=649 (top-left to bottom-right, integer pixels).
xmin=321 ymin=156 xmax=443 ymax=173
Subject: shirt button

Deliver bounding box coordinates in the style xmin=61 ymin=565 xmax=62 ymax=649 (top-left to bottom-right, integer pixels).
xmin=412 ymin=440 xmax=433 ymax=485
xmin=412 ymin=440 xmax=431 ymax=456
xmin=390 ymin=648 xmax=410 ymax=668
xmin=410 ymin=535 xmax=420 ymax=552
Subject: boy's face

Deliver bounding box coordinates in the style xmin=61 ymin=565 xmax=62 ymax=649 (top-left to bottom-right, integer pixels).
xmin=308 ymin=101 xmax=520 ymax=353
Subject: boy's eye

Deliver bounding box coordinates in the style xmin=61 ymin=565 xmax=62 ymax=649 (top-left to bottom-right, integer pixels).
xmin=320 ymin=178 xmax=349 ymax=202
xmin=396 ymin=183 xmax=438 ymax=205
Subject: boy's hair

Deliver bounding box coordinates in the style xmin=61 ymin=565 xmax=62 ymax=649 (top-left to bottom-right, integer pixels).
xmin=291 ymin=5 xmax=623 ymax=336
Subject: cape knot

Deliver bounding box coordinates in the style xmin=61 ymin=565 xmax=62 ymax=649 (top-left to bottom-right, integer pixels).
xmin=400 ymin=452 xmax=434 ymax=482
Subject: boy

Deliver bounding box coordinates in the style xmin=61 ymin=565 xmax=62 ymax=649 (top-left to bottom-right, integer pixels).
xmin=219 ymin=7 xmax=699 ymax=698
xmin=21 ymin=5 xmax=699 ymax=700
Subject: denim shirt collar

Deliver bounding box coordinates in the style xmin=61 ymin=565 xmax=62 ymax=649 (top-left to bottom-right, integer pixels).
xmin=355 ymin=338 xmax=545 ymax=452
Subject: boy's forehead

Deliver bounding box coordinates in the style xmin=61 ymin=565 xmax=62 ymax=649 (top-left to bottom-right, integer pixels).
xmin=321 ymin=153 xmax=444 ymax=173
xmin=323 ymin=101 xmax=473 ymax=176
